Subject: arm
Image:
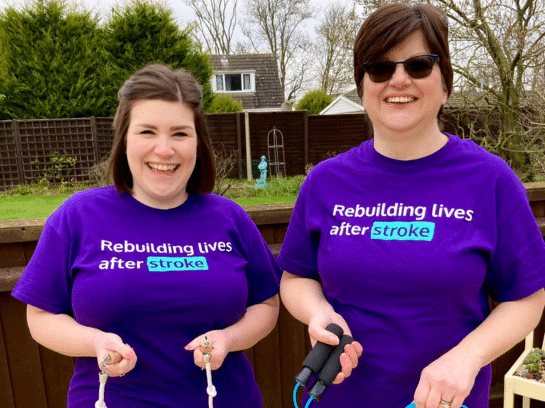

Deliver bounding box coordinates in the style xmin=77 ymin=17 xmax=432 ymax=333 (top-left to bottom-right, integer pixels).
xmin=27 ymin=304 xmax=137 ymax=376
xmin=280 ymin=271 xmax=363 ymax=383
xmin=185 ymin=294 xmax=280 ymax=370
xmin=414 ymin=289 xmax=545 ymax=408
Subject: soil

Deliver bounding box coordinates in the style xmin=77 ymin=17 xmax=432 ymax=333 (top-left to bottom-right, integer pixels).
xmin=514 ymin=348 xmax=545 ymax=383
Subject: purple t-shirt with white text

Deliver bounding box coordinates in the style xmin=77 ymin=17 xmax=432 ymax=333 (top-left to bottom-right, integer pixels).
xmin=12 ymin=188 xmax=281 ymax=408
xmin=277 ymin=134 xmax=545 ymax=408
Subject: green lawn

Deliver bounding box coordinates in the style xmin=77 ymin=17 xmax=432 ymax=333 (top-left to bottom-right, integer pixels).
xmin=0 ymin=194 xmax=296 ymax=221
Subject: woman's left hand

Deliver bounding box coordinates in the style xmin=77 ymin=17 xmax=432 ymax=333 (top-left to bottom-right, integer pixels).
xmin=413 ymin=348 xmax=481 ymax=408
xmin=185 ymin=330 xmax=230 ymax=370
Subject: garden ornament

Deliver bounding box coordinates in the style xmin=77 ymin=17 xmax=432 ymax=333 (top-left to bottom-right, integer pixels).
xmin=255 ymin=156 xmax=268 ymax=188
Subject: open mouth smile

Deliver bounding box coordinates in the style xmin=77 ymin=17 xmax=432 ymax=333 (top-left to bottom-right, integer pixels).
xmin=147 ymin=163 xmax=180 ymax=174
xmin=385 ymin=96 xmax=418 ymax=104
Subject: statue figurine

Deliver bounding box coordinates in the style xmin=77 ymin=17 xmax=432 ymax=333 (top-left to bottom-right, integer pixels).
xmin=255 ymin=156 xmax=268 ymax=189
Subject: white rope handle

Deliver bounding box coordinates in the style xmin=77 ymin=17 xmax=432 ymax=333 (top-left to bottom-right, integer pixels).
xmin=201 ymin=337 xmax=217 ymax=408
xmin=95 ymin=371 xmax=109 ymax=408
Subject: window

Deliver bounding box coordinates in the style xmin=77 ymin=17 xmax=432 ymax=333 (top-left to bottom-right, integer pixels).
xmin=216 ymin=75 xmax=224 ymax=91
xmin=213 ymin=73 xmax=254 ymax=92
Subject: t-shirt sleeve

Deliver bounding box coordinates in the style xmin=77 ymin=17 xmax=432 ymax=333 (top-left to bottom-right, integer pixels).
xmin=276 ymin=175 xmax=320 ymax=279
xmin=237 ymin=209 xmax=282 ymax=307
xmin=11 ymin=210 xmax=74 ymax=315
xmin=485 ymin=173 xmax=545 ymax=302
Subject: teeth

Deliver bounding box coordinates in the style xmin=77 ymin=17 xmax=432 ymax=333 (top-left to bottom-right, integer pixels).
xmin=386 ymin=96 xmax=416 ymax=103
xmin=148 ymin=163 xmax=177 ymax=171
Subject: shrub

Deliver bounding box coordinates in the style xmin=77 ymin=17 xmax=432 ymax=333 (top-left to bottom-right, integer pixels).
xmin=207 ymin=95 xmax=243 ymax=113
xmin=295 ymin=89 xmax=333 ymax=115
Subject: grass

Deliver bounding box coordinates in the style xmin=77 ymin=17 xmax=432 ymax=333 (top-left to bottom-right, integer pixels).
xmin=0 ymin=177 xmax=302 ymax=221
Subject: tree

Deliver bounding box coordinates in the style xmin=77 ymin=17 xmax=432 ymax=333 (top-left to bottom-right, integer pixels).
xmin=432 ymin=0 xmax=545 ymax=179
xmin=241 ymin=0 xmax=313 ymax=101
xmin=295 ymin=89 xmax=333 ymax=114
xmin=104 ymin=0 xmax=215 ymax=110
xmin=183 ymin=0 xmax=238 ymax=55
xmin=314 ymin=3 xmax=360 ymax=95
xmin=0 ymin=0 xmax=114 ymax=119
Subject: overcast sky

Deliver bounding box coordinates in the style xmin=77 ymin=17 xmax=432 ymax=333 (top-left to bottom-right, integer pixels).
xmin=0 ymin=0 xmax=196 ymax=26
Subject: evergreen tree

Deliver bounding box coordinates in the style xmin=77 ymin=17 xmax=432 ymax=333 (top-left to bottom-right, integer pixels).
xmin=104 ymin=0 xmax=214 ymax=109
xmin=0 ymin=0 xmax=114 ymax=119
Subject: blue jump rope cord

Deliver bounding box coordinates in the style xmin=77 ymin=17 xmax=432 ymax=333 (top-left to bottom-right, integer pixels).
xmin=293 ymin=383 xmax=301 ymax=408
xmin=304 ymin=396 xmax=314 ymax=408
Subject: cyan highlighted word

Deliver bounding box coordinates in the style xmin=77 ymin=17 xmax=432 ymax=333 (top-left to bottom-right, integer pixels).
xmin=147 ymin=256 xmax=208 ymax=272
xmin=370 ymin=221 xmax=435 ymax=241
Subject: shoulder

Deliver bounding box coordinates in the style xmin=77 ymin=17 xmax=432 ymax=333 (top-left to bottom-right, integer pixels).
xmin=47 ymin=186 xmax=122 ymax=225
xmin=448 ymin=134 xmax=527 ymax=202
xmin=197 ymin=193 xmax=250 ymax=219
xmin=449 ymin=135 xmax=515 ymax=176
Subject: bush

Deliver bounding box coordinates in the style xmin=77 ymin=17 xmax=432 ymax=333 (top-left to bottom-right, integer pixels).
xmin=207 ymin=95 xmax=243 ymax=113
xmin=252 ymin=175 xmax=305 ymax=197
xmin=295 ymin=89 xmax=333 ymax=115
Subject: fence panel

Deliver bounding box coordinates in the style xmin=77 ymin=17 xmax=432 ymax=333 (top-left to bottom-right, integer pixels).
xmin=307 ymin=114 xmax=372 ymax=165
xmin=16 ymin=119 xmax=96 ymax=185
xmin=0 ymin=121 xmax=21 ymax=191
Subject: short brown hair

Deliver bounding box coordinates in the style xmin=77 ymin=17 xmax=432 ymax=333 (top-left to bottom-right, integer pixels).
xmin=107 ymin=64 xmax=215 ymax=195
xmin=354 ymin=3 xmax=453 ymax=115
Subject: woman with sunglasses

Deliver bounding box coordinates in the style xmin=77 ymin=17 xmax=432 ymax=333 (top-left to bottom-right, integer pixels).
xmin=278 ymin=3 xmax=545 ymax=408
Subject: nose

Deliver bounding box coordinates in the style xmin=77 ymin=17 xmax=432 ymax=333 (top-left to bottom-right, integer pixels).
xmin=389 ymin=63 xmax=410 ymax=86
xmin=154 ymin=136 xmax=175 ymax=156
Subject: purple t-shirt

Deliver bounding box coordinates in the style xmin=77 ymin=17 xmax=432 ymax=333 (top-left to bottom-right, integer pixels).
xmin=277 ymin=134 xmax=545 ymax=408
xmin=12 ymin=187 xmax=281 ymax=408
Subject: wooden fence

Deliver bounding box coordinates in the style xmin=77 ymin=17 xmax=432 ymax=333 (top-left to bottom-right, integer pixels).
xmin=2 ymin=185 xmax=545 ymax=407
xmin=0 ymin=113 xmax=373 ymax=191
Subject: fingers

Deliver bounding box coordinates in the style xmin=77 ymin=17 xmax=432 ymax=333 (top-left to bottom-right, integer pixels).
xmin=331 ymin=342 xmax=363 ymax=384
xmin=103 ymin=354 xmax=138 ymax=378
xmin=185 ymin=332 xmax=229 ymax=371
xmin=308 ymin=324 xmax=341 ymax=347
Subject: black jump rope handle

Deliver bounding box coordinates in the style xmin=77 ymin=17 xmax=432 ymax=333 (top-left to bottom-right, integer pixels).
xmin=295 ymin=323 xmax=344 ymax=386
xmin=308 ymin=334 xmax=355 ymax=401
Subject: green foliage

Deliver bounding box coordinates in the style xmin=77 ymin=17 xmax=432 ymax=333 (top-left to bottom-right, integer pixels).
xmin=0 ymin=0 xmax=214 ymax=119
xmin=252 ymin=175 xmax=305 ymax=197
xmin=524 ymin=352 xmax=542 ymax=365
xmin=526 ymin=363 xmax=541 ymax=372
xmin=207 ymin=95 xmax=243 ymax=113
xmin=0 ymin=0 xmax=114 ymax=119
xmin=104 ymin=0 xmax=214 ymax=110
xmin=295 ymin=89 xmax=333 ymax=115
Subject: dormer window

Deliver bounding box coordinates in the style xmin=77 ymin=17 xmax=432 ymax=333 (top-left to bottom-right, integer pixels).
xmin=213 ymin=72 xmax=255 ymax=92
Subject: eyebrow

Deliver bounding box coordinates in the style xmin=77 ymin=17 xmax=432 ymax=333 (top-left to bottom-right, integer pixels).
xmin=135 ymin=124 xmax=195 ymax=131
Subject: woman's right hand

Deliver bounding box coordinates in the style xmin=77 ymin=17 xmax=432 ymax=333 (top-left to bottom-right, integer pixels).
xmin=93 ymin=332 xmax=137 ymax=377
xmin=308 ymin=310 xmax=363 ymax=384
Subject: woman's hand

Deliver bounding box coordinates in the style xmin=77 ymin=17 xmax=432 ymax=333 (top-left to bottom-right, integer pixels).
xmin=413 ymin=348 xmax=481 ymax=408
xmin=308 ymin=310 xmax=363 ymax=384
xmin=185 ymin=330 xmax=231 ymax=370
xmin=93 ymin=332 xmax=137 ymax=377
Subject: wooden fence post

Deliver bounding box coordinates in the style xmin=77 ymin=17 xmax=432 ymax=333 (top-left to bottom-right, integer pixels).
xmin=12 ymin=120 xmax=25 ymax=186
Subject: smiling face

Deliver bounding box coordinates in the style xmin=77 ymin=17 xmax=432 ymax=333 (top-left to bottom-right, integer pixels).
xmin=362 ymin=30 xmax=448 ymax=143
xmin=126 ymin=99 xmax=198 ymax=209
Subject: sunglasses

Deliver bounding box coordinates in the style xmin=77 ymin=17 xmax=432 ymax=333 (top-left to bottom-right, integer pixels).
xmin=362 ymin=54 xmax=440 ymax=83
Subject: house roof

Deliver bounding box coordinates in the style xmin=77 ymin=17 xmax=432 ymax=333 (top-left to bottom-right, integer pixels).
xmin=210 ymin=54 xmax=285 ymax=110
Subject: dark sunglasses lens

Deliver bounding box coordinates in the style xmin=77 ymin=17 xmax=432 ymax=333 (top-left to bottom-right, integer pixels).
xmin=368 ymin=61 xmax=395 ymax=83
xmin=405 ymin=56 xmax=435 ymax=78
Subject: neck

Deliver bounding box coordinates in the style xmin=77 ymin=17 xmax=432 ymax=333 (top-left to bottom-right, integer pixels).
xmin=373 ymin=125 xmax=448 ymax=161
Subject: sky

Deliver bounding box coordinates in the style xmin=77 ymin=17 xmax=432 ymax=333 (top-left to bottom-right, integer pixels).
xmin=0 ymin=0 xmax=197 ymax=25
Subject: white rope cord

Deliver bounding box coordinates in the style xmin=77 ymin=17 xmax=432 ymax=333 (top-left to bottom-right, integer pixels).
xmin=201 ymin=337 xmax=217 ymax=408
xmin=95 ymin=371 xmax=109 ymax=408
